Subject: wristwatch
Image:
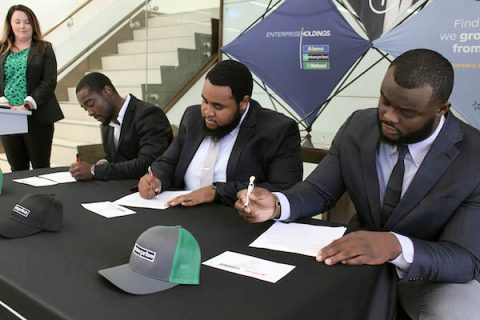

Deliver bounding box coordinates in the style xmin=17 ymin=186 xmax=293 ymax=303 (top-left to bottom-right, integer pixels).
xmin=271 ymin=193 xmax=281 ymax=219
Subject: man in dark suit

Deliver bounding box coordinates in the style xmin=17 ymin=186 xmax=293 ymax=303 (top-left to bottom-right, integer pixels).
xmin=348 ymin=0 xmax=419 ymax=41
xmin=138 ymin=60 xmax=303 ymax=206
xmin=69 ymin=72 xmax=173 ymax=180
xmin=236 ymin=49 xmax=480 ymax=319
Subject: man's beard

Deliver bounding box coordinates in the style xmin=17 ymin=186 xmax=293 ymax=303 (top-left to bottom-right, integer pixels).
xmin=203 ymin=109 xmax=242 ymax=139
xmin=378 ymin=116 xmax=436 ymax=145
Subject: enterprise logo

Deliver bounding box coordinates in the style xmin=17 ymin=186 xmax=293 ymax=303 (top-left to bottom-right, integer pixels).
xmin=133 ymin=243 xmax=156 ymax=262
xmin=266 ymin=29 xmax=331 ymax=38
xmin=13 ymin=204 xmax=30 ymax=217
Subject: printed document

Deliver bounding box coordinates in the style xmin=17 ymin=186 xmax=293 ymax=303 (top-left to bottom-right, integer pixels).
xmin=114 ymin=191 xmax=191 ymax=210
xmin=14 ymin=171 xmax=76 ymax=186
xmin=38 ymin=171 xmax=76 ymax=183
xmin=81 ymin=201 xmax=136 ymax=218
xmin=203 ymin=251 xmax=295 ymax=283
xmin=250 ymin=222 xmax=346 ymax=257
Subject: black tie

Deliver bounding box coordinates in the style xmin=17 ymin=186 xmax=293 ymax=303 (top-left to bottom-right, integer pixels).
xmin=381 ymin=145 xmax=408 ymax=225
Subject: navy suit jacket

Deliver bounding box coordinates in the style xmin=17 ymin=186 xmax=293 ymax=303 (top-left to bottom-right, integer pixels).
xmin=284 ymin=108 xmax=480 ymax=283
xmin=151 ymin=99 xmax=303 ymax=205
xmin=94 ymin=95 xmax=173 ymax=180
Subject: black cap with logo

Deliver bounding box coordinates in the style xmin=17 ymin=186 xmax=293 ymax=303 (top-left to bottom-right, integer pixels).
xmin=0 ymin=193 xmax=63 ymax=238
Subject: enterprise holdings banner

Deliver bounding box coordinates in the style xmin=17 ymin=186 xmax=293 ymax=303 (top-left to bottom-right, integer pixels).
xmin=373 ymin=0 xmax=480 ymax=129
xmin=223 ymin=0 xmax=369 ymax=126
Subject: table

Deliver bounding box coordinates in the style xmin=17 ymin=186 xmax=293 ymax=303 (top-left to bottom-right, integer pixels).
xmin=0 ymin=168 xmax=397 ymax=320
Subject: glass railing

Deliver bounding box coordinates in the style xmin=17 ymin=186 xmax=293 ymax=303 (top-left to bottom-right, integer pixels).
xmin=48 ymin=0 xmax=220 ymax=110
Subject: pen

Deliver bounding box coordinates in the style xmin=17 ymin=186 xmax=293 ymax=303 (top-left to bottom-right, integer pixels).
xmin=244 ymin=176 xmax=255 ymax=208
xmin=148 ymin=166 xmax=160 ymax=195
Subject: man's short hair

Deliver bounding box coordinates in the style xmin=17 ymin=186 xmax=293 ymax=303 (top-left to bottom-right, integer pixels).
xmin=390 ymin=49 xmax=454 ymax=103
xmin=76 ymin=72 xmax=118 ymax=95
xmin=205 ymin=60 xmax=253 ymax=103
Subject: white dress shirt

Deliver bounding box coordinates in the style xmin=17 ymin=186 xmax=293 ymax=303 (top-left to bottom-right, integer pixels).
xmin=184 ymin=103 xmax=250 ymax=190
xmin=108 ymin=95 xmax=130 ymax=150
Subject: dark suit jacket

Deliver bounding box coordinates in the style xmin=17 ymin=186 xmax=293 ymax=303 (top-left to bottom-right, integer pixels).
xmin=348 ymin=0 xmax=419 ymax=41
xmin=94 ymin=95 xmax=173 ymax=180
xmin=284 ymin=108 xmax=480 ymax=283
xmin=0 ymin=41 xmax=64 ymax=125
xmin=150 ymin=99 xmax=303 ymax=205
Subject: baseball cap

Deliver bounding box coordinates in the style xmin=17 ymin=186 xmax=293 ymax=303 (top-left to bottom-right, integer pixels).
xmin=99 ymin=225 xmax=201 ymax=295
xmin=0 ymin=193 xmax=63 ymax=238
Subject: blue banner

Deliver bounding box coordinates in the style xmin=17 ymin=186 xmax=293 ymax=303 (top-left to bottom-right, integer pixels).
xmin=222 ymin=0 xmax=370 ymax=127
xmin=373 ymin=0 xmax=480 ymax=129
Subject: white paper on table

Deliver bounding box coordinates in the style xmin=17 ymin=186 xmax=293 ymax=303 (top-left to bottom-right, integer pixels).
xmin=38 ymin=171 xmax=76 ymax=183
xmin=202 ymin=251 xmax=295 ymax=283
xmin=114 ymin=191 xmax=191 ymax=210
xmin=81 ymin=201 xmax=136 ymax=218
xmin=13 ymin=176 xmax=59 ymax=186
xmin=249 ymin=222 xmax=346 ymax=257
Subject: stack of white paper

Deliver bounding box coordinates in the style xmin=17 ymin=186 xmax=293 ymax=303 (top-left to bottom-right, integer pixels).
xmin=249 ymin=222 xmax=346 ymax=257
xmin=114 ymin=191 xmax=190 ymax=210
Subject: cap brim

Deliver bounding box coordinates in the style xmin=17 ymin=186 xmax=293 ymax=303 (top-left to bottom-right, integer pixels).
xmin=98 ymin=264 xmax=178 ymax=295
xmin=0 ymin=217 xmax=42 ymax=238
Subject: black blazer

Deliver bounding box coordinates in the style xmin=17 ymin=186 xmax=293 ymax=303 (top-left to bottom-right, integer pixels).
xmin=94 ymin=95 xmax=173 ymax=180
xmin=151 ymin=99 xmax=303 ymax=205
xmin=285 ymin=109 xmax=480 ymax=283
xmin=0 ymin=41 xmax=64 ymax=125
xmin=348 ymin=0 xmax=419 ymax=41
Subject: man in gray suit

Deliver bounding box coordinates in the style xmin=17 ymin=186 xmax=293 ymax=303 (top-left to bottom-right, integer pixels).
xmin=236 ymin=49 xmax=480 ymax=319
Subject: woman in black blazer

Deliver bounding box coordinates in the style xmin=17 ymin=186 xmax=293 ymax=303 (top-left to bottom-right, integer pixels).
xmin=0 ymin=4 xmax=64 ymax=171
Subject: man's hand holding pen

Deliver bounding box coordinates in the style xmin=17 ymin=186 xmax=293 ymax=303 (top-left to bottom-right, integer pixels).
xmin=138 ymin=167 xmax=162 ymax=199
xmin=235 ymin=186 xmax=277 ymax=223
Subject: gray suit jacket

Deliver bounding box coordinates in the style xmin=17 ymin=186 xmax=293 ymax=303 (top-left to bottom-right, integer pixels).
xmin=151 ymin=99 xmax=303 ymax=205
xmin=284 ymin=108 xmax=480 ymax=283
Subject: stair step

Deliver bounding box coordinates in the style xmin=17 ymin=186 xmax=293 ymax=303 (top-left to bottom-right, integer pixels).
xmin=117 ymin=36 xmax=196 ymax=54
xmin=147 ymin=9 xmax=219 ymax=27
xmin=101 ymin=51 xmax=179 ymax=70
xmin=59 ymin=102 xmax=92 ymax=121
xmin=55 ymin=119 xmax=101 ymax=143
xmin=133 ymin=24 xmax=211 ymax=40
xmin=66 ymin=86 xmax=144 ymax=102
xmin=93 ymin=69 xmax=162 ymax=86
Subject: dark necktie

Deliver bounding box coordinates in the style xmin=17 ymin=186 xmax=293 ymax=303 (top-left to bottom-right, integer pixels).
xmin=381 ymin=145 xmax=408 ymax=225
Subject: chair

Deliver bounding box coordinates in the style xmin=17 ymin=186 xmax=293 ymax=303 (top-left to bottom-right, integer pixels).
xmin=301 ymin=147 xmax=356 ymax=224
xmin=76 ymin=144 xmax=104 ymax=164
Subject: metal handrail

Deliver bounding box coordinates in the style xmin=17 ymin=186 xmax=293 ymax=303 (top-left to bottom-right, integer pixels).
xmin=43 ymin=0 xmax=93 ymax=37
xmin=56 ymin=1 xmax=148 ymax=76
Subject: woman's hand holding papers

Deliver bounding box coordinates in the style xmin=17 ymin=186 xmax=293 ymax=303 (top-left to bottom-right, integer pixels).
xmin=235 ymin=187 xmax=276 ymax=223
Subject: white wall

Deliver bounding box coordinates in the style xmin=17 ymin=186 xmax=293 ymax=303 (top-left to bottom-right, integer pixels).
xmin=0 ymin=0 xmax=85 ymax=34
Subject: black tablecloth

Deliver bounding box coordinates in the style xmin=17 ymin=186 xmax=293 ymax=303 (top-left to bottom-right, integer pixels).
xmin=0 ymin=168 xmax=397 ymax=320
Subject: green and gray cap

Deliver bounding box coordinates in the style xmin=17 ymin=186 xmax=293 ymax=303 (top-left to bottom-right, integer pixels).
xmin=98 ymin=225 xmax=201 ymax=295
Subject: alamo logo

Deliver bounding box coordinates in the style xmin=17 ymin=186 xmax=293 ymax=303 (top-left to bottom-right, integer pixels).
xmin=133 ymin=243 xmax=156 ymax=262
xmin=13 ymin=204 xmax=30 ymax=217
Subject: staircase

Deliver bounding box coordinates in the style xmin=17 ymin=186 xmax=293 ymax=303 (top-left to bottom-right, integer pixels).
xmin=48 ymin=8 xmax=218 ymax=169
